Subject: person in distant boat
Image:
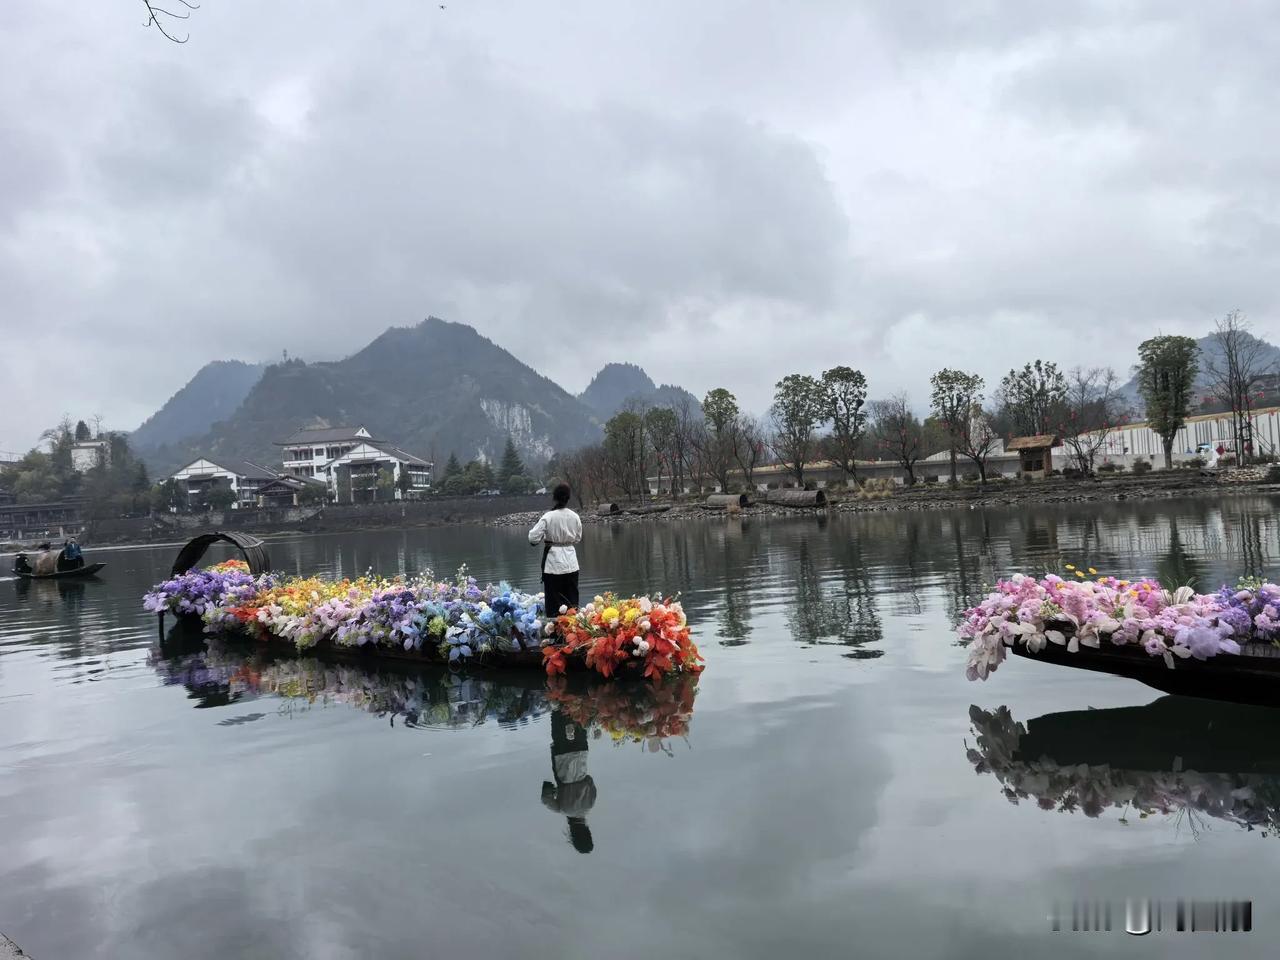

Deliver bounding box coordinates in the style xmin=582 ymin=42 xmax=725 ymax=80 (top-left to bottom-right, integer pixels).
xmin=13 ymin=553 xmax=32 ymax=576
xmin=59 ymin=537 xmax=84 ymax=571
xmin=541 ymin=707 xmax=596 ymax=853
xmin=528 ymin=483 xmax=582 ymax=617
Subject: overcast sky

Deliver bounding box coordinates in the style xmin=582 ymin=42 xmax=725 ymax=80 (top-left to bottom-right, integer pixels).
xmin=3 ymin=1 xmax=1279 ymax=455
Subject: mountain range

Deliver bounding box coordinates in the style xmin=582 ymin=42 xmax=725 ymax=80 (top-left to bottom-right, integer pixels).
xmin=1115 ymin=332 xmax=1280 ymax=412
xmin=131 ymin=319 xmax=696 ymax=475
xmin=577 ymin=362 xmax=700 ymax=419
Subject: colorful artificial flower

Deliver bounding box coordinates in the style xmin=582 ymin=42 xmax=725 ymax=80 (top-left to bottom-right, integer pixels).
xmin=146 ymin=564 xmax=701 ymax=681
xmin=959 ymin=573 xmax=1250 ymax=680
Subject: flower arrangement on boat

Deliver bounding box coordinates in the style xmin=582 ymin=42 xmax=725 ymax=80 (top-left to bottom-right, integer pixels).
xmin=957 ymin=572 xmax=1280 ymax=681
xmin=144 ymin=564 xmax=703 ymax=680
xmin=546 ymin=592 xmax=702 ymax=680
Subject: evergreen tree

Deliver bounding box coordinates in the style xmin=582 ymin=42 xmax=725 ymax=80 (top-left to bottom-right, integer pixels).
xmin=443 ymin=453 xmax=462 ymax=480
xmin=1137 ymin=335 xmax=1200 ymax=470
xmin=74 ymin=420 xmax=92 ymax=441
xmin=497 ymin=436 xmax=525 ymax=484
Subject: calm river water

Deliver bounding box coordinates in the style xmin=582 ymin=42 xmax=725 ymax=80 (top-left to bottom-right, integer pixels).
xmin=4 ymin=498 xmax=1280 ymax=958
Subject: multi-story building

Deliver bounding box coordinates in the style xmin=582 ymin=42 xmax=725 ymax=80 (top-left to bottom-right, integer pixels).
xmin=327 ymin=440 xmax=433 ymax=502
xmin=275 ymin=426 xmax=374 ymax=481
xmin=169 ymin=458 xmax=279 ymax=509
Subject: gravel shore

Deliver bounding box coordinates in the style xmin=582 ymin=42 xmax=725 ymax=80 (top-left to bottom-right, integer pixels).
xmin=490 ymin=471 xmax=1280 ymax=527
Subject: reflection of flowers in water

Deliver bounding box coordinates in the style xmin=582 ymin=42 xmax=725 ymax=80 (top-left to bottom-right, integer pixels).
xmin=545 ymin=674 xmax=697 ymax=754
xmin=966 ymin=704 xmax=1280 ymax=836
xmin=150 ymin=645 xmax=699 ymax=743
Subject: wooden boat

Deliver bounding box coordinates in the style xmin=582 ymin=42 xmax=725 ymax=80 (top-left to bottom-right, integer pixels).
xmin=1011 ymin=637 xmax=1280 ymax=707
xmin=16 ymin=561 xmax=105 ymax=580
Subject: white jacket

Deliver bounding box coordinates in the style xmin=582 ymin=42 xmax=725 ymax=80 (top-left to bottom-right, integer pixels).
xmin=528 ymin=508 xmax=582 ymax=575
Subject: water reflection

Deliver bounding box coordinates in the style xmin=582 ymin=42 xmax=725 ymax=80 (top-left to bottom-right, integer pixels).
xmin=967 ymin=698 xmax=1280 ymax=837
xmin=543 ymin=708 xmax=597 ymax=853
xmin=149 ymin=627 xmax=697 ymax=854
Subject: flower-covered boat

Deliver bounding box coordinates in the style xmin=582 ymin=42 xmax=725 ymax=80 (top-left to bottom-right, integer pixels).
xmin=958 ymin=573 xmax=1280 ymax=705
xmin=144 ymin=559 xmax=704 ymax=680
xmin=966 ymin=699 xmax=1280 ymax=836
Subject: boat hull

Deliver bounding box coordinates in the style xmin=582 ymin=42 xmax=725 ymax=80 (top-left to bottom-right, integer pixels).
xmin=17 ymin=562 xmax=105 ymax=580
xmin=1011 ymin=639 xmax=1280 ymax=707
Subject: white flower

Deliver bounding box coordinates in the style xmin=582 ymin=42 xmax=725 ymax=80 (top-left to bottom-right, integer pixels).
xmin=559 ymin=605 xmax=568 ymax=614
xmin=544 ymin=622 xmax=557 ymax=637
xmin=638 ymin=619 xmax=651 ymax=633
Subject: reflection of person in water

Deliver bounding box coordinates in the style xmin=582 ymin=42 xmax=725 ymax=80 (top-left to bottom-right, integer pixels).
xmin=541 ymin=709 xmax=597 ymax=853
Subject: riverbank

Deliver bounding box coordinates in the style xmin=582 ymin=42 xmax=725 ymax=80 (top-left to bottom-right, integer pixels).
xmin=6 ymin=471 xmax=1276 ymax=555
xmin=490 ymin=470 xmax=1280 ymax=527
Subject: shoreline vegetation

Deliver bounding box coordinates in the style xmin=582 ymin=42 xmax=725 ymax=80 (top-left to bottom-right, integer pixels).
xmin=6 ymin=470 xmax=1277 ymax=554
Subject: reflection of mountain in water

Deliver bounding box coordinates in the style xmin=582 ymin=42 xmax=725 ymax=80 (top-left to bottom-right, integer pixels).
xmin=967 ymin=698 xmax=1280 ymax=837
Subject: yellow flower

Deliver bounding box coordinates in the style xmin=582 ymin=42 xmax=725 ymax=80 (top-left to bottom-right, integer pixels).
xmin=623 ymin=608 xmax=640 ymax=623
xmin=601 ymin=607 xmax=619 ymax=623
xmin=1065 ymin=564 xmax=1075 ymax=571
xmin=1088 ymin=567 xmax=1098 ymax=575
xmin=1074 ymin=570 xmax=1085 ymax=578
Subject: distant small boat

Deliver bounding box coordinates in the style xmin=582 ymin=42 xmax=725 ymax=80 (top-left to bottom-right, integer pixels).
xmin=14 ymin=562 xmax=105 ymax=580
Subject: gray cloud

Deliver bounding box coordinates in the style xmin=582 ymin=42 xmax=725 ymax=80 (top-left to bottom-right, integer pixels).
xmin=2 ymin=1 xmax=1279 ymax=452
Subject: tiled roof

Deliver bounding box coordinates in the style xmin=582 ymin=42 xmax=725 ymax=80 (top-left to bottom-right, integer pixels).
xmin=179 ymin=457 xmax=278 ymax=480
xmin=342 ymin=439 xmax=432 ymax=467
xmin=1006 ymin=435 xmax=1057 ymax=451
xmin=259 ymin=474 xmax=326 ymax=490
xmin=275 ymin=426 xmax=372 ymax=445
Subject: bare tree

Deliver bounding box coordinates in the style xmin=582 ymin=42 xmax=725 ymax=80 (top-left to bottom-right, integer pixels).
xmin=1056 ymin=367 xmax=1129 ymax=474
xmin=604 ymin=410 xmax=647 ymax=500
xmin=870 ymin=394 xmax=925 ymax=485
xmin=580 ymin=445 xmax=612 ymax=505
xmin=142 ymin=0 xmax=200 ymax=43
xmin=669 ymin=393 xmax=702 ymax=496
xmin=1203 ymin=311 xmax=1273 ymax=463
xmin=959 ymin=403 xmax=1001 ymax=483
xmin=730 ymin=414 xmax=768 ymax=490
xmin=643 ymin=407 xmax=678 ymax=497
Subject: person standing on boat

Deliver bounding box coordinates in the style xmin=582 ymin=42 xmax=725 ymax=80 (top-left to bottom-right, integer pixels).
xmin=528 ymin=482 xmax=582 ymax=617
xmin=60 ymin=537 xmax=84 ymax=571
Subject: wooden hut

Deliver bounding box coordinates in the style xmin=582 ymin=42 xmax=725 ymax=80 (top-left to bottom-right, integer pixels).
xmin=1006 ymin=435 xmax=1057 ymax=479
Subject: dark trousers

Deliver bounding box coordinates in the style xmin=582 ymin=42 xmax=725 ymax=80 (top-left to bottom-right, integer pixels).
xmin=543 ymin=571 xmax=580 ymax=616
